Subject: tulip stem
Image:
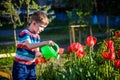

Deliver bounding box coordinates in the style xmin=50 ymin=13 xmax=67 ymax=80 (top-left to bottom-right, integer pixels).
xmin=74 ymin=52 xmax=77 ymax=60
xmin=89 ymin=47 xmax=93 ymax=63
xmin=79 ymin=59 xmax=84 ymax=79
xmin=105 ymin=61 xmax=109 ymax=78
xmin=108 ymin=60 xmax=111 ymax=77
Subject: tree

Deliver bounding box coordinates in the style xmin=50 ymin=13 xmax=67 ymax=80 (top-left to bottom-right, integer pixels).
xmin=13 ymin=0 xmax=40 ymax=23
xmin=0 ymin=0 xmax=55 ymax=47
xmin=95 ymin=0 xmax=119 ymax=37
xmin=93 ymin=0 xmax=102 ymax=31
xmin=12 ymin=0 xmax=55 ymax=24
xmin=0 ymin=0 xmax=22 ymax=46
xmin=66 ymin=0 xmax=94 ymax=36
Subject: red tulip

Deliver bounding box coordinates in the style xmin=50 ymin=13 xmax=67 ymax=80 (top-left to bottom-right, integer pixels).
xmin=35 ymin=58 xmax=41 ymax=64
xmin=117 ymin=50 xmax=120 ymax=58
xmin=68 ymin=42 xmax=85 ymax=56
xmin=102 ymin=52 xmax=108 ymax=59
xmin=76 ymin=51 xmax=85 ymax=58
xmin=35 ymin=57 xmax=48 ymax=64
xmin=102 ymin=51 xmax=115 ymax=60
xmin=106 ymin=40 xmax=114 ymax=51
xmin=71 ymin=42 xmax=81 ymax=52
xmin=114 ymin=59 xmax=120 ymax=68
xmin=68 ymin=42 xmax=82 ymax=53
xmin=107 ymin=52 xmax=115 ymax=60
xmin=86 ymin=36 xmax=97 ymax=47
xmin=78 ymin=44 xmax=84 ymax=52
xmin=58 ymin=48 xmax=65 ymax=54
xmin=68 ymin=46 xmax=72 ymax=53
xmin=115 ymin=32 xmax=120 ymax=37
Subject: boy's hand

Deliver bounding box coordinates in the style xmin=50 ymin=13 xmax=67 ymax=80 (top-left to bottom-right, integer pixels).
xmin=36 ymin=51 xmax=42 ymax=57
xmin=48 ymin=40 xmax=55 ymax=46
xmin=42 ymin=40 xmax=55 ymax=46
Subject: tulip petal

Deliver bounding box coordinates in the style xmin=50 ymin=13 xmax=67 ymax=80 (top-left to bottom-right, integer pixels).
xmin=58 ymin=48 xmax=65 ymax=54
xmin=114 ymin=59 xmax=120 ymax=68
xmin=86 ymin=36 xmax=97 ymax=47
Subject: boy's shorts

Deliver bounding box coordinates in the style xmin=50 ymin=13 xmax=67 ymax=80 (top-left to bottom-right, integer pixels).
xmin=12 ymin=61 xmax=36 ymax=80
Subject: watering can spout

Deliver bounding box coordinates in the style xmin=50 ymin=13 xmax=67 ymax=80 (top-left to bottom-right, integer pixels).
xmin=57 ymin=54 xmax=60 ymax=60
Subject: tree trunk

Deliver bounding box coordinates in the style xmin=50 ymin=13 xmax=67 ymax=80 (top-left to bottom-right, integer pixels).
xmin=106 ymin=15 xmax=109 ymax=38
xmin=94 ymin=0 xmax=102 ymax=31
xmin=27 ymin=4 xmax=29 ymax=23
xmin=13 ymin=24 xmax=17 ymax=47
xmin=89 ymin=22 xmax=93 ymax=36
xmin=10 ymin=1 xmax=17 ymax=47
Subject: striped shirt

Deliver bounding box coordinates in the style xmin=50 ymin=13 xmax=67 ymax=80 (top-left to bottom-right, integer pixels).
xmin=14 ymin=29 xmax=40 ymax=65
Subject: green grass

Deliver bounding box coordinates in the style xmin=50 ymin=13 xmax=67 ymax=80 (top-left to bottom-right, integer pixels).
xmin=0 ymin=37 xmax=14 ymax=42
xmin=0 ymin=45 xmax=16 ymax=54
xmin=0 ymin=76 xmax=9 ymax=80
xmin=48 ymin=20 xmax=69 ymax=27
xmin=0 ymin=57 xmax=13 ymax=77
xmin=0 ymin=25 xmax=69 ymax=41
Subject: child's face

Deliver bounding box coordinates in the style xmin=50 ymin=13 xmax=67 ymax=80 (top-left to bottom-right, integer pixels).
xmin=34 ymin=22 xmax=47 ymax=34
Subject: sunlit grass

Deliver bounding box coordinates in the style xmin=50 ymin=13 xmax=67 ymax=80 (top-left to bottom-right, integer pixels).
xmin=0 ymin=45 xmax=16 ymax=54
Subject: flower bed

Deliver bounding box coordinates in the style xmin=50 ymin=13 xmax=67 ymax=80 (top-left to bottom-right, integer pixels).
xmin=0 ymin=30 xmax=120 ymax=80
xmin=36 ymin=30 xmax=120 ymax=80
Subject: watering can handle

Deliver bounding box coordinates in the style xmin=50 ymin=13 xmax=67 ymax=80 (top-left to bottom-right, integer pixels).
xmin=54 ymin=43 xmax=59 ymax=53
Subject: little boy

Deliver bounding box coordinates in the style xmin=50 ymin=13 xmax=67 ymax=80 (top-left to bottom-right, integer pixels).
xmin=12 ymin=11 xmax=54 ymax=80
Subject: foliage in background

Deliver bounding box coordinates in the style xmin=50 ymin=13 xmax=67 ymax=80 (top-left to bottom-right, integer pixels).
xmin=0 ymin=0 xmax=55 ymax=47
xmin=66 ymin=0 xmax=93 ymax=25
xmin=0 ymin=0 xmax=55 ymax=27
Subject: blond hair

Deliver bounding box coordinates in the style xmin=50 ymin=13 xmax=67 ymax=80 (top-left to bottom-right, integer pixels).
xmin=31 ymin=11 xmax=49 ymax=25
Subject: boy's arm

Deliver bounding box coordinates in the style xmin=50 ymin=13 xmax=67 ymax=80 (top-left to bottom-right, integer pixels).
xmin=23 ymin=40 xmax=54 ymax=49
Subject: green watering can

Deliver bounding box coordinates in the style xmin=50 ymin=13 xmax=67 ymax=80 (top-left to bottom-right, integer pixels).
xmin=40 ymin=43 xmax=59 ymax=60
